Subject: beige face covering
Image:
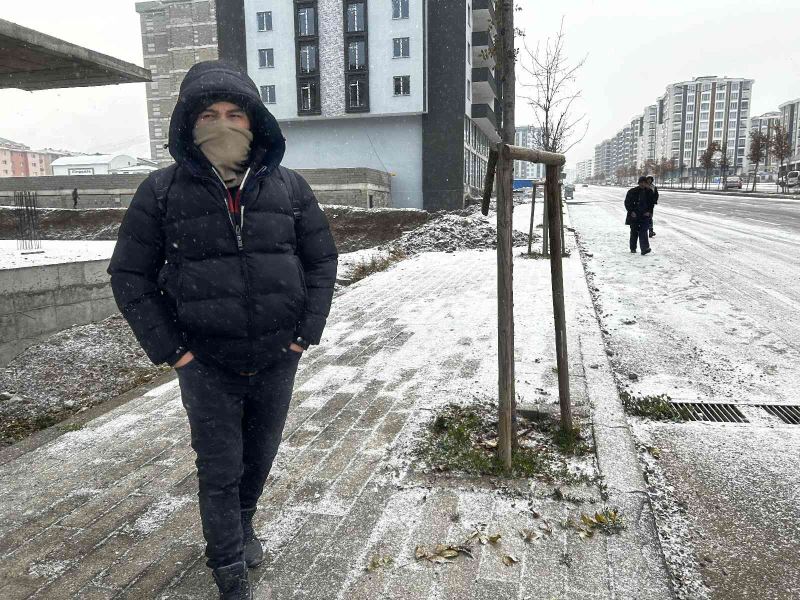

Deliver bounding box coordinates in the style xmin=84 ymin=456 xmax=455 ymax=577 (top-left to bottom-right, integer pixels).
xmin=193 ymin=121 xmax=254 ymax=187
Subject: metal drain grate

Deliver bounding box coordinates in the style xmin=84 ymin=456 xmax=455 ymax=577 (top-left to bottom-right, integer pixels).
xmin=756 ymin=405 xmax=800 ymax=425
xmin=670 ymin=402 xmax=749 ymax=423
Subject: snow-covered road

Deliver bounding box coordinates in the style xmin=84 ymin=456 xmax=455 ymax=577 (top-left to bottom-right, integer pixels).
xmin=569 ymin=186 xmax=800 ymax=600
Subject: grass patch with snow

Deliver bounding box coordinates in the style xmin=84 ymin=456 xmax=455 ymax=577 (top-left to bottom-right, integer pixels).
xmin=415 ymin=401 xmax=595 ymax=485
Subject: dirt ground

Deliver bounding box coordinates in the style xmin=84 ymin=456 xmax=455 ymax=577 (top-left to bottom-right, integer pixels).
xmin=0 ymin=205 xmax=432 ymax=253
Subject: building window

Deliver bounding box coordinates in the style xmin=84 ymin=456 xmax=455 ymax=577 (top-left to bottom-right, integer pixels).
xmin=346 ymin=1 xmax=365 ymax=31
xmin=299 ymin=80 xmax=319 ymax=112
xmin=257 ymin=11 xmax=272 ymax=31
xmin=348 ymin=76 xmax=368 ymax=109
xmin=299 ymin=44 xmax=318 ymax=73
xmin=260 ymin=85 xmax=276 ymax=104
xmin=344 ymin=1 xmax=369 ymax=113
xmin=393 ymin=75 xmax=410 ymax=96
xmin=392 ymin=0 xmax=409 ymax=19
xmin=298 ymin=6 xmax=316 ymax=36
xmin=348 ymin=40 xmax=367 ymax=70
xmin=393 ymin=37 xmax=410 ymax=58
xmin=258 ymin=48 xmax=274 ymax=68
xmin=295 ymin=1 xmax=321 ymax=115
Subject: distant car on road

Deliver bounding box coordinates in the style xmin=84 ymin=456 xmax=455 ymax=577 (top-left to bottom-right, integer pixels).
xmin=582 ymin=183 xmax=589 ymax=187
xmin=564 ymin=184 xmax=575 ymax=199
xmin=724 ymin=176 xmax=743 ymax=190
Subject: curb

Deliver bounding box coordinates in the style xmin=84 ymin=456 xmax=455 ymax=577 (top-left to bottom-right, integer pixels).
xmin=586 ymin=184 xmax=800 ymax=200
xmin=563 ymin=207 xmax=676 ymax=599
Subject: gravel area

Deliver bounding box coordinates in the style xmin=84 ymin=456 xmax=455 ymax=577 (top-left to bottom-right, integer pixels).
xmin=0 ymin=315 xmax=168 ymax=446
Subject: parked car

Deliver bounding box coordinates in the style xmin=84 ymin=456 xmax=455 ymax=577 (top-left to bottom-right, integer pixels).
xmin=724 ymin=176 xmax=742 ymax=190
xmin=582 ymin=183 xmax=589 ymax=187
xmin=787 ymin=171 xmax=800 ymax=188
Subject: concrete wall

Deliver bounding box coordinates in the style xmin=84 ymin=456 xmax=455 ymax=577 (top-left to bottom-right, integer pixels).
xmin=282 ymin=116 xmax=423 ymax=208
xmin=0 ymin=169 xmax=391 ymax=209
xmin=0 ymin=259 xmax=117 ymax=366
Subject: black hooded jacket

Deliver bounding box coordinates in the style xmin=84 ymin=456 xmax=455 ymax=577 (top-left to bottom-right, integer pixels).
xmin=108 ymin=61 xmax=338 ymax=373
xmin=624 ymin=186 xmax=656 ymax=225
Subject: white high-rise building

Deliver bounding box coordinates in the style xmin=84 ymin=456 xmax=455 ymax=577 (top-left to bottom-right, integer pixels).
xmin=575 ymin=159 xmax=593 ymax=182
xmin=660 ymin=76 xmax=754 ymax=178
xmin=778 ymin=98 xmax=800 ymax=172
xmin=513 ymin=125 xmax=545 ymax=180
xmin=217 ymin=0 xmax=501 ymax=210
xmin=749 ymin=112 xmax=782 ymax=176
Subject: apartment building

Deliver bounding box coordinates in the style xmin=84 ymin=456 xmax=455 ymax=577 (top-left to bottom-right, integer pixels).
xmin=513 ymin=125 xmax=545 ymax=180
xmin=136 ymin=0 xmax=219 ymax=166
xmin=778 ymin=98 xmax=800 ymax=172
xmin=575 ymin=158 xmax=592 ymax=182
xmin=658 ymin=76 xmax=753 ymax=178
xmin=216 ymin=0 xmax=500 ymax=210
xmin=749 ymin=111 xmax=782 ymax=175
xmin=0 ymin=138 xmax=69 ymax=178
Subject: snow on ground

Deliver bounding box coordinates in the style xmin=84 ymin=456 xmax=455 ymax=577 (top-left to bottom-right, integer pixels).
xmin=0 ymin=240 xmax=116 ymax=269
xmin=385 ymin=209 xmax=530 ymax=254
xmin=569 ymin=187 xmax=800 ymax=600
xmin=0 ymin=314 xmax=167 ymax=446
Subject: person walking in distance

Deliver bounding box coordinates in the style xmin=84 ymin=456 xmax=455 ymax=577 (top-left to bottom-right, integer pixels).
xmin=72 ymin=188 xmax=79 ymax=209
xmin=625 ymin=176 xmax=656 ymax=255
xmin=108 ymin=61 xmax=338 ymax=599
xmin=646 ymin=175 xmax=658 ymax=237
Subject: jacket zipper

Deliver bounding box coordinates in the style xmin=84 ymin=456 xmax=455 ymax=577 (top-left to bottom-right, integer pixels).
xmin=209 ymin=167 xmax=257 ymax=369
xmin=211 ymin=167 xmax=251 ymax=250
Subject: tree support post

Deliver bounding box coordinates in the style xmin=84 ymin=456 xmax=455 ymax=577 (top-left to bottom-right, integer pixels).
xmin=527 ymin=183 xmax=536 ymax=255
xmin=545 ymin=163 xmax=573 ymax=432
xmin=496 ymin=145 xmax=515 ymax=471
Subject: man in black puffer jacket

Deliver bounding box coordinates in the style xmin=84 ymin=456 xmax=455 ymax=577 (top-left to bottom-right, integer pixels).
xmin=624 ymin=176 xmax=656 ymax=255
xmin=108 ymin=61 xmax=337 ymax=599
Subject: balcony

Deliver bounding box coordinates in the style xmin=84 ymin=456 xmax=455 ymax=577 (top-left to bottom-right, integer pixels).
xmin=472 ymin=0 xmax=495 ymax=32
xmin=471 ymin=66 xmax=497 ymax=103
xmin=471 ymin=103 xmax=501 ymax=142
xmin=471 ymin=30 xmax=492 ymax=67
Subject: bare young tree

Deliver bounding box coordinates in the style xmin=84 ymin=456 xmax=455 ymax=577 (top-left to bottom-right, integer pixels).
xmin=718 ymin=145 xmax=731 ymax=189
xmin=699 ymin=141 xmax=721 ymax=190
xmin=520 ymin=18 xmax=587 ymax=154
xmin=747 ymin=130 xmax=767 ymax=192
xmin=771 ymin=124 xmax=792 ymax=193
xmin=665 ymin=157 xmax=677 ymax=187
xmin=659 ymin=157 xmax=672 ymax=185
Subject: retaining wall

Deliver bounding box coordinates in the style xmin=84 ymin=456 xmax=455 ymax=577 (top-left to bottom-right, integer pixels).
xmin=0 ymin=168 xmax=392 ymax=209
xmin=0 ymin=259 xmax=117 ymax=366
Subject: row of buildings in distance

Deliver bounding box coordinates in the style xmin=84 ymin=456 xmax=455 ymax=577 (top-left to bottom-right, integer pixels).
xmin=578 ymin=76 xmax=800 ymax=185
xmin=0 ymin=137 xmax=158 ymax=177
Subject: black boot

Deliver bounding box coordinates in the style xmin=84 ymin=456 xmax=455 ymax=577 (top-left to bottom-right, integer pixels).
xmin=242 ymin=510 xmax=265 ymax=568
xmin=212 ymin=562 xmax=252 ymax=600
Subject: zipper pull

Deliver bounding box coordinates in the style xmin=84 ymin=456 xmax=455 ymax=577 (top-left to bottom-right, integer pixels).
xmin=235 ymin=224 xmax=243 ymax=250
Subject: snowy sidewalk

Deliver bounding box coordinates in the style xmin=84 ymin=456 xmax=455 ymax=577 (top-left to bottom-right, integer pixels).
xmin=0 ymin=237 xmax=673 ymax=598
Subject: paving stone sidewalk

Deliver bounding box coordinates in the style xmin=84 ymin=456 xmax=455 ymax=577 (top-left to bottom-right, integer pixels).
xmin=0 ymin=241 xmax=673 ymax=599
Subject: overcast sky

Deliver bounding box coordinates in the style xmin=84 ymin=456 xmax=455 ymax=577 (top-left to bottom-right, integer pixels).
xmin=1 ymin=1 xmax=798 ymax=168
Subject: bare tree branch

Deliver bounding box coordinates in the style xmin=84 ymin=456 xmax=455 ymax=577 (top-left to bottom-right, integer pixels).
xmin=518 ymin=17 xmax=588 ymax=155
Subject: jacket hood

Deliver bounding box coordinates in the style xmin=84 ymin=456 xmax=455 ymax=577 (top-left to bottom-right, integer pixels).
xmin=168 ymin=60 xmax=285 ymax=174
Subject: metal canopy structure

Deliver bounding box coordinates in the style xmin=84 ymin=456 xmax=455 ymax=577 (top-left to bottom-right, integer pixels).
xmin=0 ymin=18 xmax=150 ymax=91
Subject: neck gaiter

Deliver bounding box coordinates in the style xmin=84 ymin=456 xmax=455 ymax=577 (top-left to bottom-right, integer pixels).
xmin=193 ymin=121 xmax=254 ymax=187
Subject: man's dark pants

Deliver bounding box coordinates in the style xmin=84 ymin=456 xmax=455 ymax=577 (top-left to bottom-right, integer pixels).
xmin=176 ymin=351 xmax=301 ymax=568
xmin=630 ymin=218 xmax=652 ymax=253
